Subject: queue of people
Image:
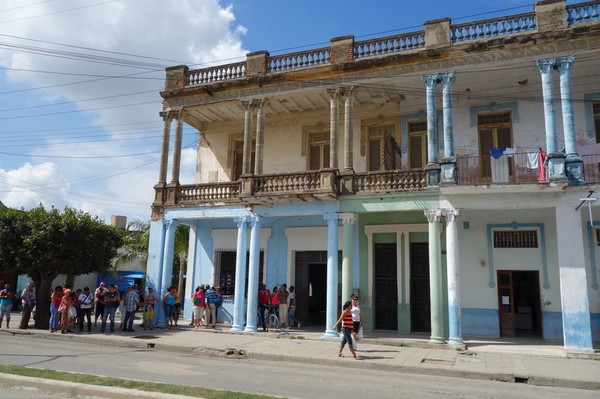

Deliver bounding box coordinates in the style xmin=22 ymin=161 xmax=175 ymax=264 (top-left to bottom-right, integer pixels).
xmin=190 ymin=284 xmax=222 ymax=329
xmin=257 ymin=283 xmax=297 ymax=331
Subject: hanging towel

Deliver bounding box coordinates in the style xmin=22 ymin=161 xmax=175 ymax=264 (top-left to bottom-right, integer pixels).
xmin=490 ymin=147 xmax=505 ymax=159
xmin=504 ymin=147 xmax=516 ymax=157
xmin=526 ymin=147 xmax=539 ymax=170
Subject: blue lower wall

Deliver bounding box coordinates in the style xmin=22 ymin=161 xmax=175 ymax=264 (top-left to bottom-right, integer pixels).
xmin=462 ymin=308 xmax=499 ymax=337
xmin=542 ymin=311 xmax=563 ymax=340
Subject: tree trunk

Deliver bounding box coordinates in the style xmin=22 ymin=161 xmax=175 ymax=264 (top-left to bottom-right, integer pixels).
xmin=177 ymin=256 xmax=185 ymax=298
xmin=33 ymin=275 xmax=55 ymax=330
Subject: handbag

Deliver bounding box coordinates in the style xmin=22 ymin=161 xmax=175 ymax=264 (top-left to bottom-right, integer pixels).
xmin=357 ymin=326 xmax=364 ymax=341
xmin=68 ymin=306 xmax=77 ymax=318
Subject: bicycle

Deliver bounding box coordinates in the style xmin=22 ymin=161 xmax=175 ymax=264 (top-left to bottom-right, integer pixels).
xmin=257 ymin=304 xmax=279 ymax=332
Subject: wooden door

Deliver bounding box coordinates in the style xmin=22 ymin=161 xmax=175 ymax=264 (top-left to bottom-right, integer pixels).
xmin=410 ymin=242 xmax=430 ymax=333
xmin=374 ymin=243 xmax=398 ymax=330
xmin=498 ymin=270 xmax=515 ymax=337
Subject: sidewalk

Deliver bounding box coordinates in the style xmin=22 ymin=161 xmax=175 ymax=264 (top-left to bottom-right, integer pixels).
xmin=1 ymin=311 xmax=600 ymax=396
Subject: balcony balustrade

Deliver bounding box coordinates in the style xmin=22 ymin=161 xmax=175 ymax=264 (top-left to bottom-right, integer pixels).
xmin=457 ymin=152 xmax=600 ymax=185
xmin=159 ymin=153 xmax=600 ymax=208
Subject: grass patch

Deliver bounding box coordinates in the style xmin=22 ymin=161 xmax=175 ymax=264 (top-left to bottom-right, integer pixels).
xmin=0 ymin=364 xmax=277 ymax=399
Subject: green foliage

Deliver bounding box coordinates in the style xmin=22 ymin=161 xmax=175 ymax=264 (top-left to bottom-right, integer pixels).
xmin=0 ymin=205 xmax=123 ymax=328
xmin=112 ymin=218 xmax=150 ymax=273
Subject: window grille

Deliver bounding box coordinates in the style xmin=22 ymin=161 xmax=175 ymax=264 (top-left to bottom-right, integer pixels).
xmin=493 ymin=230 xmax=538 ymax=248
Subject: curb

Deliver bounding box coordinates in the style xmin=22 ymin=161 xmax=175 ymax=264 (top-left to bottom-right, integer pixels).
xmin=0 ymin=373 xmax=201 ymax=399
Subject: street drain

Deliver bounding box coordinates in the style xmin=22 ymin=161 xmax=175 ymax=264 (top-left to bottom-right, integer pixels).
xmin=514 ymin=376 xmax=530 ymax=384
xmin=133 ymin=335 xmax=159 ymax=340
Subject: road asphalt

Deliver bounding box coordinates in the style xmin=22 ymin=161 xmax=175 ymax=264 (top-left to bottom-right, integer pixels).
xmin=0 ymin=312 xmax=599 ymax=398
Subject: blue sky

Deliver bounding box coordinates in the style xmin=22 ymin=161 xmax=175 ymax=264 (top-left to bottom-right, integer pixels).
xmin=0 ymin=0 xmax=577 ymax=223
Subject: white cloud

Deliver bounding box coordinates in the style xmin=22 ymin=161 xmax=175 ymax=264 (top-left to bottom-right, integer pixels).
xmin=0 ymin=162 xmax=69 ymax=210
xmin=0 ymin=0 xmax=247 ymax=222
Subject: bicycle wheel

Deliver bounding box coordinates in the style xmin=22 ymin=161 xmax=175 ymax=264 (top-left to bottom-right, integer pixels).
xmin=266 ymin=314 xmax=279 ymax=332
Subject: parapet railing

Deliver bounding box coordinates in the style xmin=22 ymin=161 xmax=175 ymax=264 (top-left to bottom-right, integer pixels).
xmin=187 ymin=61 xmax=246 ymax=85
xmin=450 ymin=12 xmax=537 ymax=43
xmin=268 ymin=47 xmax=330 ymax=73
xmin=172 ymin=1 xmax=600 ymax=88
xmin=567 ymin=1 xmax=600 ymax=24
xmin=353 ymin=31 xmax=425 ymax=59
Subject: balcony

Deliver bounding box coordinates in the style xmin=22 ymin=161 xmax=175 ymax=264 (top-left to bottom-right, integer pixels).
xmin=456 ymin=152 xmax=600 ymax=185
xmin=153 ymin=153 xmax=600 ymax=210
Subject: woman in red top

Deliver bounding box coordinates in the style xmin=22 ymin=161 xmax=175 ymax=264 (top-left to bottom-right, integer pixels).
xmin=49 ymin=286 xmax=63 ymax=332
xmin=332 ymin=300 xmax=359 ymax=359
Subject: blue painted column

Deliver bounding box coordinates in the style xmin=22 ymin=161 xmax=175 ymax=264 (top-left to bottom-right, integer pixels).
xmin=440 ymin=72 xmax=455 ymax=159
xmin=556 ymin=56 xmax=585 ymax=185
xmin=425 ymin=209 xmax=444 ymax=344
xmin=158 ymin=219 xmax=176 ymax=328
xmin=443 ymin=209 xmax=463 ymax=348
xmin=421 ymin=74 xmax=439 ymax=164
xmin=146 ymin=220 xmax=166 ymax=290
xmin=537 ymin=59 xmax=558 ymax=154
xmin=323 ymin=213 xmax=340 ymax=338
xmin=244 ymin=216 xmax=262 ymax=333
xmin=440 ymin=72 xmax=457 ymax=185
xmin=231 ymin=216 xmax=249 ymax=332
xmin=557 ymin=56 xmax=577 ymax=155
xmin=555 ymin=205 xmax=593 ymax=352
xmin=340 ymin=213 xmax=356 ymax=303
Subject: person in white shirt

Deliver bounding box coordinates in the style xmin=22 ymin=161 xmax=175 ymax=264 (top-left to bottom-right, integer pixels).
xmin=78 ymin=287 xmax=94 ymax=332
xmin=350 ymin=295 xmax=363 ymax=349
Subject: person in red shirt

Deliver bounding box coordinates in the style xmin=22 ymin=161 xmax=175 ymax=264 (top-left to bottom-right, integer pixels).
xmin=257 ymin=284 xmax=270 ymax=332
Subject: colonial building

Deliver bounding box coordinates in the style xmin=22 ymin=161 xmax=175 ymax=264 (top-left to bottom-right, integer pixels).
xmin=147 ymin=0 xmax=600 ymax=353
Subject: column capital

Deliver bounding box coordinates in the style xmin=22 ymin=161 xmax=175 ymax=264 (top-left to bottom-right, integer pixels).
xmin=256 ymin=97 xmax=268 ymax=109
xmin=536 ymin=58 xmax=556 ymax=74
xmin=234 ymin=216 xmax=249 ymax=227
xmin=442 ymin=208 xmax=460 ymax=222
xmin=327 ymin=87 xmax=343 ymax=99
xmin=555 ymin=55 xmax=576 ymax=73
xmin=343 ymin=86 xmax=355 ymax=98
xmin=424 ymin=209 xmax=443 ymax=223
xmin=240 ymin=100 xmax=253 ymax=111
xmin=324 ymin=212 xmax=339 ymax=224
xmin=339 ymin=212 xmax=357 ymax=224
xmin=421 ymin=73 xmax=440 ymax=89
xmin=249 ymin=215 xmax=263 ymax=227
xmin=439 ymin=71 xmax=456 ymax=87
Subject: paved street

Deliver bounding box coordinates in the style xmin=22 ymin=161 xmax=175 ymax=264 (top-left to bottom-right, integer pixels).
xmin=1 ymin=334 xmax=599 ymax=399
xmin=0 ymin=314 xmax=600 ymax=398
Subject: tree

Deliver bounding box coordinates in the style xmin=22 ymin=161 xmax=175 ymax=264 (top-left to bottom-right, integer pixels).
xmin=0 ymin=206 xmax=123 ymax=329
xmin=173 ymin=224 xmax=189 ymax=296
xmin=112 ymin=219 xmax=150 ymax=274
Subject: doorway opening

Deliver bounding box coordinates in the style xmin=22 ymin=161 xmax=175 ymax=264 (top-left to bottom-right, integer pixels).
xmin=374 ymin=243 xmax=398 ymax=330
xmin=498 ymin=270 xmax=542 ymax=337
xmin=409 ymin=242 xmax=431 ymax=333
xmin=295 ymin=251 xmax=339 ymax=328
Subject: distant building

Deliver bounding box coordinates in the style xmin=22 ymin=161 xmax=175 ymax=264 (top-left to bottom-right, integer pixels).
xmin=147 ymin=0 xmax=600 ymax=352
